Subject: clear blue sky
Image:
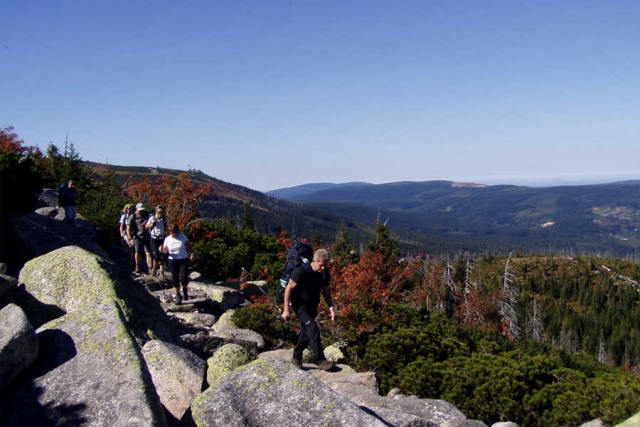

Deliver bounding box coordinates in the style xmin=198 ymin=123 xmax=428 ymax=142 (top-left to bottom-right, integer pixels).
xmin=2 ymin=1 xmax=639 ymax=192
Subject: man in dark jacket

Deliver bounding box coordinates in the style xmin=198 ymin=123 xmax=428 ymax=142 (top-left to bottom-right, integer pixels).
xmin=281 ymin=248 xmax=336 ymax=371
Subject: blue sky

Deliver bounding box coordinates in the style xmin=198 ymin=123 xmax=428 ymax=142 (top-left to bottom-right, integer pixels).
xmin=2 ymin=1 xmax=638 ymax=192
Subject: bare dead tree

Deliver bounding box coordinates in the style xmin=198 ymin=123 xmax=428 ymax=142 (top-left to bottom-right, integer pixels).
xmin=597 ymin=330 xmax=608 ymax=363
xmin=444 ymin=260 xmax=457 ymax=318
xmin=528 ymin=296 xmax=543 ymax=342
xmin=500 ymin=251 xmax=521 ymax=340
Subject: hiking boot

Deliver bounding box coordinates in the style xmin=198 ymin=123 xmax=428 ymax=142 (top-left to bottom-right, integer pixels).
xmin=291 ymin=356 xmax=302 ymax=368
xmin=182 ymin=289 xmax=189 ymax=301
xmin=317 ymin=360 xmax=334 ymax=371
xmin=174 ymin=294 xmax=183 ymax=305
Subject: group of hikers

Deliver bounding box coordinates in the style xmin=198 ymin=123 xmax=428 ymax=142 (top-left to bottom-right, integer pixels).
xmin=118 ymin=203 xmax=336 ymax=370
xmin=119 ymin=203 xmax=192 ymax=304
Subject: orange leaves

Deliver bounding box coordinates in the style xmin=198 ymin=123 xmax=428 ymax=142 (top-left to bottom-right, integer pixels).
xmin=330 ymin=251 xmax=417 ymax=332
xmin=123 ymin=172 xmax=213 ymax=230
xmin=0 ymin=126 xmax=26 ymax=155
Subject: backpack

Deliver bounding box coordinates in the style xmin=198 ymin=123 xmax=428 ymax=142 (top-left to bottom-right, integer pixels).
xmin=58 ymin=183 xmax=68 ymax=207
xmin=276 ymin=241 xmax=314 ymax=304
xmin=129 ymin=211 xmax=150 ymax=238
xmin=149 ymin=214 xmax=168 ymax=238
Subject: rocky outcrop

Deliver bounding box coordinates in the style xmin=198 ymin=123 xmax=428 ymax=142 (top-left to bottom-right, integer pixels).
xmin=192 ymin=357 xmax=390 ymax=427
xmin=0 ymin=302 xmax=167 ymax=427
xmin=188 ymin=281 xmax=249 ymax=311
xmin=0 ymin=303 xmax=38 ymax=391
xmin=11 ymin=207 xmax=108 ymax=261
xmin=142 ymin=340 xmax=206 ymax=422
xmin=18 ymin=245 xmax=176 ymax=343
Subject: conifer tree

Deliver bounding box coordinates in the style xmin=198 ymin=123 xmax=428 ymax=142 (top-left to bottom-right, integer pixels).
xmin=367 ymin=220 xmax=400 ymax=262
xmin=334 ymin=222 xmax=359 ymax=266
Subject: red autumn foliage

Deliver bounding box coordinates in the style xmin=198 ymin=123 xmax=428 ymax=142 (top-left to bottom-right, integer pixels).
xmin=330 ymin=251 xmax=418 ymax=333
xmin=0 ymin=126 xmax=26 ymax=155
xmin=122 ymin=172 xmax=212 ymax=231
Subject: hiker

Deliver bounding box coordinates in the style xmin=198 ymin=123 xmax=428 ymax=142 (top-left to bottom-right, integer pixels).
xmin=147 ymin=205 xmax=168 ymax=276
xmin=161 ymin=224 xmax=193 ymax=304
xmin=127 ymin=203 xmax=153 ymax=274
xmin=119 ymin=204 xmax=134 ymax=260
xmin=281 ymin=248 xmax=336 ymax=371
xmin=62 ymin=180 xmax=78 ymax=224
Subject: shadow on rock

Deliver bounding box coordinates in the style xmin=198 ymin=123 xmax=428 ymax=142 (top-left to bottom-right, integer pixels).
xmin=0 ymin=330 xmax=86 ymax=427
xmin=12 ymin=285 xmax=66 ymax=329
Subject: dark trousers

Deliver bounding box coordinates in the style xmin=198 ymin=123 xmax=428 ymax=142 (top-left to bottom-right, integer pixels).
xmin=293 ymin=306 xmax=325 ymax=363
xmin=169 ymin=258 xmax=189 ymax=289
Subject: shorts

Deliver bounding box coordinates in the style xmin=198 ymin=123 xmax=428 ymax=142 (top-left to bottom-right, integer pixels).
xmin=134 ymin=236 xmax=151 ymax=255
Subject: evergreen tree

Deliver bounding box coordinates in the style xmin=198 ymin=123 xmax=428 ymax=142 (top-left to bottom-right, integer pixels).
xmin=334 ymin=222 xmax=359 ymax=266
xmin=367 ymin=221 xmax=400 ymax=262
xmin=241 ymin=203 xmax=254 ymax=230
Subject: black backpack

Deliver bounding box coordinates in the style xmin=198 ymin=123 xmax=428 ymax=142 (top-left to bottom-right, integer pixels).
xmin=276 ymin=241 xmax=314 ymax=304
xmin=58 ymin=183 xmax=68 ymax=207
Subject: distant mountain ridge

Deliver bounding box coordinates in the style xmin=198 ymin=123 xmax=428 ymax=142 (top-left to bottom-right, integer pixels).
xmin=269 ymin=179 xmax=640 ymax=257
xmin=267 ymin=182 xmax=371 ymax=200
xmin=103 ymin=163 xmax=639 ymax=256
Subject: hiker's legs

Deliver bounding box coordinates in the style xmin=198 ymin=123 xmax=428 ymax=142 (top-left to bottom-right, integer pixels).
xmin=178 ymin=259 xmax=189 ymax=299
xmin=65 ymin=205 xmax=76 ymax=223
xmin=294 ymin=306 xmax=324 ymax=363
xmin=134 ymin=239 xmax=144 ymax=271
xmin=150 ymin=237 xmax=164 ymax=272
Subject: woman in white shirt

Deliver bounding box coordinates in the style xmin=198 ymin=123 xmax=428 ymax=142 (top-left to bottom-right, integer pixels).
xmin=161 ymin=224 xmax=192 ymax=304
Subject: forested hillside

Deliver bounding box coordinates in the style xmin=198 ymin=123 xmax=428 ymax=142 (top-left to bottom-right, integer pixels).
xmin=271 ymin=180 xmax=640 ymax=258
xmin=464 ymin=254 xmax=640 ymax=366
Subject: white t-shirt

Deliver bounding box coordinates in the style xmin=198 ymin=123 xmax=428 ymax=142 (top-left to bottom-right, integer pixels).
xmin=164 ymin=233 xmax=189 ymax=259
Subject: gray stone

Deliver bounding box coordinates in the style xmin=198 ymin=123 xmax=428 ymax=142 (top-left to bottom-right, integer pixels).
xmin=214 ymin=280 xmax=269 ymax=300
xmin=19 ymin=246 xmax=120 ymax=314
xmin=179 ymin=333 xmax=225 ymax=360
xmin=188 ymin=282 xmax=248 ymax=310
xmin=492 ymin=422 xmax=520 ymax=427
xmin=0 ymin=302 xmax=166 ymax=427
xmin=616 ymin=411 xmax=640 ymax=426
xmin=37 ymin=188 xmax=60 ymax=208
xmin=209 ymin=327 xmax=265 ymax=350
xmin=171 ymin=312 xmax=217 ymax=328
xmin=353 ymin=392 xmax=468 ymax=427
xmin=0 ymin=303 xmax=38 ymax=391
xmin=441 ymin=419 xmax=487 ymax=427
xmin=17 ymin=245 xmax=176 ymax=342
xmin=206 ymin=343 xmax=253 ymax=388
xmin=141 ymin=340 xmax=206 ymax=421
xmin=212 ymin=310 xmax=236 ymax=331
xmin=11 ymin=210 xmax=107 ymax=262
xmin=191 ymin=357 xmax=389 ymax=427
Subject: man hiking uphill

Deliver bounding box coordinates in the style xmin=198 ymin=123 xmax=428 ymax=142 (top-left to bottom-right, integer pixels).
xmin=281 ymin=248 xmax=336 ymax=371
